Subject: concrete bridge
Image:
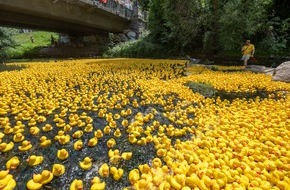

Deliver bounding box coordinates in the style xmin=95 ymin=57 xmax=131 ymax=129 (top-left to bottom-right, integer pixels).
xmin=0 ymin=0 xmax=146 ymax=34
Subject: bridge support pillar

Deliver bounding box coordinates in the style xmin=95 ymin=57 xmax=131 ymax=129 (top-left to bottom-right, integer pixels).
xmin=128 ymin=1 xmax=147 ymax=38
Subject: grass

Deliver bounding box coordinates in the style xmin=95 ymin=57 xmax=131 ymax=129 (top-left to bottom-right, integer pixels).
xmin=6 ymin=31 xmax=58 ymax=58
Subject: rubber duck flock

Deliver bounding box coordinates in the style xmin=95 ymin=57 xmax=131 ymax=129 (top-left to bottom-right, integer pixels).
xmin=0 ymin=59 xmax=290 ymax=189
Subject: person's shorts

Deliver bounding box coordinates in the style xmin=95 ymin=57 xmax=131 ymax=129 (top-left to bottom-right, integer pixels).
xmin=241 ymin=54 xmax=251 ymax=61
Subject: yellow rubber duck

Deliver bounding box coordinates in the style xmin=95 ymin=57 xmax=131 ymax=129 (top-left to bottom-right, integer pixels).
xmin=53 ymin=115 xmax=60 ymax=123
xmin=52 ymin=164 xmax=65 ymax=176
xmin=69 ymin=118 xmax=78 ymax=127
xmin=13 ymin=132 xmax=25 ymax=142
xmin=74 ymin=140 xmax=83 ymax=151
xmin=128 ymin=169 xmax=140 ymax=184
xmin=99 ymin=163 xmax=110 ymax=178
xmin=276 ymin=180 xmax=290 ymax=190
xmin=54 ymin=130 xmax=65 ymax=141
xmin=28 ymin=118 xmax=37 ymax=126
xmin=106 ymin=138 xmax=116 ymax=148
xmin=36 ymin=115 xmax=46 ymax=123
xmin=103 ymin=126 xmax=111 ymax=134
xmin=0 ymin=170 xmax=9 ymax=179
xmin=94 ymin=130 xmax=103 ymax=139
xmin=61 ymin=124 xmax=70 ymax=132
xmin=135 ymin=178 xmax=152 ymax=189
xmin=59 ymin=110 xmax=67 ymax=118
xmin=27 ymin=155 xmax=44 ymax=167
xmin=121 ymin=119 xmax=129 ymax=127
xmin=213 ymin=170 xmax=227 ymax=188
xmin=121 ymin=152 xmax=133 ymax=160
xmin=120 ymin=110 xmax=127 ymax=117
xmin=30 ymin=126 xmax=40 ymax=135
xmin=42 ymin=124 xmax=53 ymax=132
xmin=152 ymin=158 xmax=162 ymax=169
xmin=80 ymin=112 xmax=87 ymax=119
xmin=0 ymin=142 xmax=14 ymax=152
xmin=57 ymin=148 xmax=69 ymax=160
xmin=39 ymin=170 xmax=53 ymax=185
xmin=58 ymin=135 xmax=70 ymax=145
xmin=88 ymin=137 xmax=98 ymax=147
xmin=72 ymin=130 xmax=83 ymax=139
xmin=79 ymin=157 xmax=92 ymax=170
xmin=39 ymin=136 xmax=51 ymax=147
xmin=18 ymin=140 xmax=32 ymax=151
xmin=113 ymin=129 xmax=122 ymax=138
xmin=0 ymin=132 xmax=5 ymax=139
xmin=14 ymin=113 xmax=23 ymax=121
xmin=109 ymin=121 xmax=117 ymax=128
xmin=137 ymin=137 xmax=147 ymax=146
xmin=110 ymin=167 xmax=123 ymax=181
xmin=108 ymin=149 xmax=121 ymax=164
xmin=98 ymin=110 xmax=105 ymax=118
xmin=86 ymin=116 xmax=93 ymax=124
xmin=15 ymin=121 xmax=25 ymax=128
xmin=106 ymin=113 xmax=113 ymax=122
xmin=108 ymin=149 xmax=119 ymax=158
xmin=128 ymin=134 xmax=137 ymax=144
xmin=90 ymin=177 xmax=105 ymax=190
xmin=13 ymin=125 xmax=24 ymax=134
xmin=56 ymin=119 xmax=66 ymax=128
xmin=3 ymin=126 xmax=13 ymax=134
xmin=70 ymin=179 xmax=83 ymax=190
xmin=77 ymin=120 xmax=86 ymax=128
xmin=6 ymin=156 xmax=20 ymax=170
xmin=84 ymin=124 xmax=93 ymax=132
xmin=0 ymin=170 xmax=16 ymax=190
xmin=26 ymin=174 xmax=42 ymax=190
xmin=138 ymin=164 xmax=150 ymax=174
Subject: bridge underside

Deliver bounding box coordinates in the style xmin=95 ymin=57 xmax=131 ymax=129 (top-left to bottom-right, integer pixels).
xmin=0 ymin=0 xmax=131 ymax=34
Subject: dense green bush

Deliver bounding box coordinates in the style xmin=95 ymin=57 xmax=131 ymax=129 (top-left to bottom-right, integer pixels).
xmin=104 ymin=37 xmax=166 ymax=58
xmin=6 ymin=31 xmax=58 ymax=59
xmin=0 ymin=27 xmax=15 ymax=62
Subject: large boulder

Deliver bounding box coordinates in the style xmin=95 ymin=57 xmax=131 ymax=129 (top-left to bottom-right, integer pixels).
xmin=246 ymin=65 xmax=275 ymax=75
xmin=272 ymin=61 xmax=290 ymax=82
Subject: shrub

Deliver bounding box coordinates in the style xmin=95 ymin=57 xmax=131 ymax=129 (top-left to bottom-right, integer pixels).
xmin=104 ymin=37 xmax=166 ymax=58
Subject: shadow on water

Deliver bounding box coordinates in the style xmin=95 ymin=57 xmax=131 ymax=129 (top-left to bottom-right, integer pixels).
xmin=185 ymin=81 xmax=288 ymax=102
xmin=0 ymin=64 xmax=26 ymax=72
xmin=216 ymin=90 xmax=288 ymax=101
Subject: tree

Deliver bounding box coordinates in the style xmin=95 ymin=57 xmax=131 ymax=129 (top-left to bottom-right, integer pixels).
xmin=145 ymin=0 xmax=289 ymax=57
xmin=148 ymin=0 xmax=212 ymax=55
xmin=137 ymin=0 xmax=151 ymax=11
xmin=163 ymin=0 xmax=211 ymax=54
xmin=217 ymin=0 xmax=274 ymax=52
xmin=0 ymin=27 xmax=15 ymax=62
xmin=147 ymin=0 xmax=169 ymax=45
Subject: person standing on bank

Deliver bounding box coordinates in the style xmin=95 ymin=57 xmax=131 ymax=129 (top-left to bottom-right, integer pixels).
xmin=241 ymin=40 xmax=255 ymax=68
xmin=30 ymin=36 xmax=34 ymax=43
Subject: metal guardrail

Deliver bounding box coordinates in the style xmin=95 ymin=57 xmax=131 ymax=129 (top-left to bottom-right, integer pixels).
xmin=59 ymin=0 xmax=146 ymax=21
xmin=91 ymin=0 xmax=134 ymax=20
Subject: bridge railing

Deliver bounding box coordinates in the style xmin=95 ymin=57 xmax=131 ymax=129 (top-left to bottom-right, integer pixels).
xmin=91 ymin=0 xmax=134 ymax=20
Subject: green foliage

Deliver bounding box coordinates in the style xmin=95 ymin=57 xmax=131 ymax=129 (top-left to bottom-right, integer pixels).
xmin=217 ymin=0 xmax=273 ymax=52
xmin=185 ymin=81 xmax=217 ymax=98
xmin=257 ymin=17 xmax=290 ymax=56
xmin=138 ymin=0 xmax=151 ymax=11
xmin=104 ymin=36 xmax=165 ymax=58
xmin=145 ymin=0 xmax=289 ymax=58
xmin=147 ymin=0 xmax=169 ymax=45
xmin=6 ymin=31 xmax=58 ymax=58
xmin=147 ymin=0 xmax=213 ymax=55
xmin=0 ymin=27 xmax=16 ymax=61
xmin=163 ymin=0 xmax=211 ymax=54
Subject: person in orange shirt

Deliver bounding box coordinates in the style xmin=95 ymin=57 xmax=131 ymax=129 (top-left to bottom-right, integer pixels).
xmin=241 ymin=40 xmax=255 ymax=68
